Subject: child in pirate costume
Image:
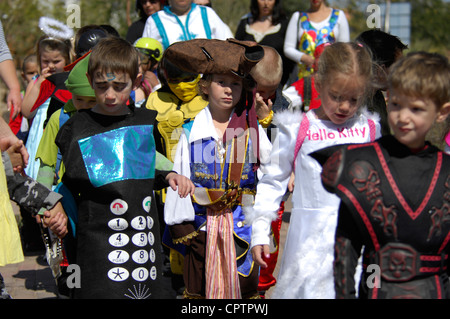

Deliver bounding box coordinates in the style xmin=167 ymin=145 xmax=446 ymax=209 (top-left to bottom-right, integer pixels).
xmin=54 ymin=37 xmax=195 ymax=299
xmin=163 ymin=39 xmax=272 ymax=299
xmin=314 ymin=52 xmax=450 ymax=298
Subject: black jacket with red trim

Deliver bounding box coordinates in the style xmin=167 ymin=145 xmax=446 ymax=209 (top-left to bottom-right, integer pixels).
xmin=312 ymin=135 xmax=450 ymax=299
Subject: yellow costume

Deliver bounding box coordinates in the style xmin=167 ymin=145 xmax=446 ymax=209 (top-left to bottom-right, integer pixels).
xmin=146 ymin=90 xmax=208 ymax=162
xmin=0 ymin=158 xmax=24 ymax=266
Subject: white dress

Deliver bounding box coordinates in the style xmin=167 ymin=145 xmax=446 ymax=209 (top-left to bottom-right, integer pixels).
xmin=250 ymin=108 xmax=380 ymax=299
xmin=25 ymin=97 xmax=50 ymax=180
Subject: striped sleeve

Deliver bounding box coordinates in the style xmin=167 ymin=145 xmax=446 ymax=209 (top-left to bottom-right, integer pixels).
xmin=0 ymin=21 xmax=13 ymax=63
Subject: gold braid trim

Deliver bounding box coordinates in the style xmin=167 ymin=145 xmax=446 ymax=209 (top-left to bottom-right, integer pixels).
xmin=183 ymin=289 xmax=205 ymax=299
xmin=172 ymin=230 xmax=199 ymax=245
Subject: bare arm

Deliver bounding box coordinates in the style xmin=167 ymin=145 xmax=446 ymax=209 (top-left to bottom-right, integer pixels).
xmin=0 ymin=59 xmax=22 ymax=119
xmin=21 ymin=73 xmax=46 ymax=119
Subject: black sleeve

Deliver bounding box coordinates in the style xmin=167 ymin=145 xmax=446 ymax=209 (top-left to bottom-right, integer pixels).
xmin=154 ymin=169 xmax=176 ymax=190
xmin=334 ymin=202 xmax=364 ymax=299
xmin=153 ymin=120 xmax=166 ymax=156
xmin=3 ymin=152 xmax=62 ymax=215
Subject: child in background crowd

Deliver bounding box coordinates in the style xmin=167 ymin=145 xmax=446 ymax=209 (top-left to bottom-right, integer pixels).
xmin=248 ymin=45 xmax=295 ymax=297
xmin=22 ymin=35 xmax=72 ymax=180
xmin=283 ymin=43 xmax=328 ymax=113
xmin=17 ymin=36 xmax=71 ymax=252
xmin=8 ymin=54 xmax=38 ymax=143
xmin=133 ymin=37 xmax=163 ymax=107
xmin=356 ymin=29 xmax=407 ymax=136
xmin=21 ymin=55 xmax=39 ymax=87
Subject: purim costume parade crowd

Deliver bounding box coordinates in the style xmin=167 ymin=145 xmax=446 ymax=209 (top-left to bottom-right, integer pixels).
xmin=0 ymin=0 xmax=449 ymax=300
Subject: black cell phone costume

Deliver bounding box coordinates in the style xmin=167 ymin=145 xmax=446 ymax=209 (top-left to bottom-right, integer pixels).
xmin=313 ymin=135 xmax=450 ymax=299
xmin=55 ymin=106 xmax=174 ymax=299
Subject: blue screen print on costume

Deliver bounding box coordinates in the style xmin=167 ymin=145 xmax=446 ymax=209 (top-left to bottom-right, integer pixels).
xmin=78 ymin=125 xmax=156 ymax=188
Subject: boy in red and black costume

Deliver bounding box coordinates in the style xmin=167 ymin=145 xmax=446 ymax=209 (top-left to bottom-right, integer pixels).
xmin=314 ymin=52 xmax=450 ymax=299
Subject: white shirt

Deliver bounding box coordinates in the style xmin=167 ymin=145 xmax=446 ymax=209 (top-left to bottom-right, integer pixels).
xmin=164 ymin=105 xmax=272 ymax=226
xmin=143 ymin=4 xmax=233 ymax=50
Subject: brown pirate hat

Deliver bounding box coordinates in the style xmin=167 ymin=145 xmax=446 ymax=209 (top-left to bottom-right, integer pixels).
xmin=162 ymin=38 xmax=264 ymax=77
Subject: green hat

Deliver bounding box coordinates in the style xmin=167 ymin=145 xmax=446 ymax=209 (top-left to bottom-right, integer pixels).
xmin=64 ymin=53 xmax=95 ymax=97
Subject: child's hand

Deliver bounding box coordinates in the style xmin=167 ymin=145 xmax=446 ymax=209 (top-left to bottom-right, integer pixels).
xmin=7 ymin=88 xmax=22 ymax=120
xmin=38 ymin=202 xmax=68 ymax=239
xmin=144 ymin=70 xmax=160 ymax=89
xmin=6 ymin=140 xmax=27 ymax=172
xmin=166 ymin=172 xmax=195 ymax=198
xmin=287 ymin=172 xmax=295 ymax=192
xmin=255 ymin=92 xmax=273 ymax=120
xmin=251 ymin=244 xmax=270 ymax=268
xmin=300 ymin=54 xmax=315 ymax=69
xmin=39 ymin=67 xmax=54 ymax=79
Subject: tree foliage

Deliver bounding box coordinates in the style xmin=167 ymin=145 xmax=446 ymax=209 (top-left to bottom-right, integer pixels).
xmin=410 ymin=0 xmax=449 ymax=55
xmin=0 ymin=0 xmax=448 ymax=70
xmin=0 ymin=0 xmax=45 ymax=64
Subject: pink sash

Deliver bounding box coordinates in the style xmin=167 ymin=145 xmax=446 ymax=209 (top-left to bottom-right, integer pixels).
xmin=205 ymin=208 xmax=241 ymax=299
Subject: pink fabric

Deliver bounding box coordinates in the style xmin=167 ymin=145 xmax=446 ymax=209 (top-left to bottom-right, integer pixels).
xmin=368 ymin=119 xmax=376 ymax=142
xmin=293 ymin=115 xmax=310 ymax=170
xmin=205 ymin=208 xmax=241 ymax=299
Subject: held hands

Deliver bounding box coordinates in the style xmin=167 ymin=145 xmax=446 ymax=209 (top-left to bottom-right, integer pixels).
xmin=6 ymin=140 xmax=28 ymax=173
xmin=251 ymin=244 xmax=271 ymax=269
xmin=36 ymin=202 xmax=68 ymax=239
xmin=166 ymin=172 xmax=195 ymax=198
